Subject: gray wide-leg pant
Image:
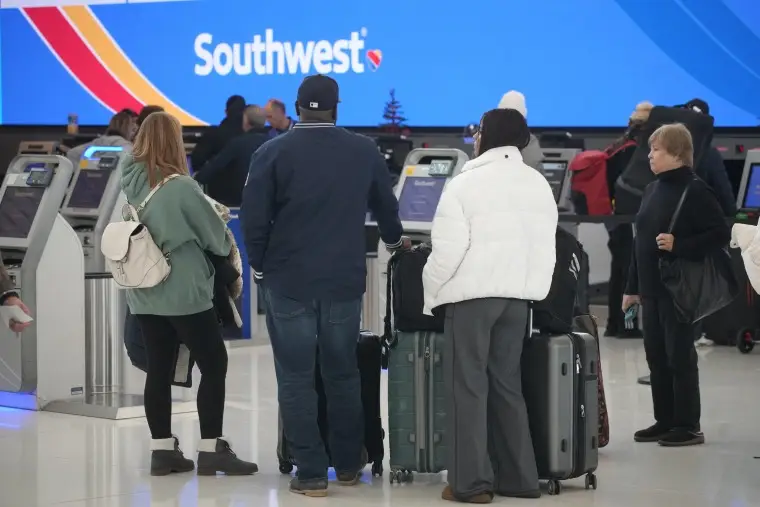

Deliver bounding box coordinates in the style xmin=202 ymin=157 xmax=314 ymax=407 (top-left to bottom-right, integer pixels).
xmin=444 ymin=298 xmax=539 ymax=498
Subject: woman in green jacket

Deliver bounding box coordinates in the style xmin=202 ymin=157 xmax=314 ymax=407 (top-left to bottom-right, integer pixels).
xmin=122 ymin=112 xmax=257 ymax=477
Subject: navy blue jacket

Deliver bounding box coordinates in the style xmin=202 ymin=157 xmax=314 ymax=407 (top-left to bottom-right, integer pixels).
xmin=241 ymin=122 xmax=403 ymax=301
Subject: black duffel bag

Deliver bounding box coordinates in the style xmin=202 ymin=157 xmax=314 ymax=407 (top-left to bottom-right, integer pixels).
xmin=383 ymin=244 xmax=445 ymax=339
xmin=533 ymin=228 xmax=588 ymax=334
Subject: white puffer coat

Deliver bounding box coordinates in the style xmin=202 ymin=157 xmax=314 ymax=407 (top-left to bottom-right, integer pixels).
xmin=422 ymin=146 xmax=558 ymax=314
xmin=731 ymin=224 xmax=760 ymax=294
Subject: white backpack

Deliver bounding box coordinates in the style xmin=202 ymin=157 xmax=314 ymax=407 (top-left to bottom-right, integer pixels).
xmin=101 ymin=174 xmax=180 ymax=289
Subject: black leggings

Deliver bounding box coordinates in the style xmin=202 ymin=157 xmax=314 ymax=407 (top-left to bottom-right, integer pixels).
xmin=137 ymin=309 xmax=228 ymax=440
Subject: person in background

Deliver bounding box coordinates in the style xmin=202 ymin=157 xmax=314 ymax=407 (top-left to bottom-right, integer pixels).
xmin=623 ymin=123 xmax=729 ymax=447
xmin=423 ymin=108 xmax=558 ymax=503
xmin=604 ymin=101 xmax=653 ymax=337
xmin=120 ymin=112 xmax=258 ymax=477
xmin=0 ymin=257 xmax=31 ymax=333
xmin=242 ymin=75 xmax=406 ymax=497
xmin=678 ymin=98 xmax=737 ymax=216
xmin=137 ymin=105 xmax=165 ymax=131
xmin=497 ymin=91 xmax=543 ymax=173
xmin=265 ymin=99 xmax=295 ymax=137
xmin=191 ymin=95 xmax=246 ymax=169
xmin=66 ymin=111 xmax=135 ymax=164
xmin=194 ymin=105 xmax=269 ymax=207
xmin=119 ymin=108 xmax=138 ymax=122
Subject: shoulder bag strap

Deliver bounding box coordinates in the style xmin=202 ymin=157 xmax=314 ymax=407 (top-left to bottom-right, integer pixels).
xmin=667 ymin=179 xmax=694 ymax=234
xmin=383 ymin=252 xmax=399 ymax=346
xmin=136 ymin=174 xmax=181 ymax=214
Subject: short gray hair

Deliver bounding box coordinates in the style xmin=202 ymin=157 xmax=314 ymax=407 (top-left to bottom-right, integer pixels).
xmin=244 ymin=105 xmax=266 ymax=129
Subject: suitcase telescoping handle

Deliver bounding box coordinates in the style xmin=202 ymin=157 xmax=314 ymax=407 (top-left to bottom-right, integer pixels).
xmin=381 ymin=252 xmax=401 ymax=369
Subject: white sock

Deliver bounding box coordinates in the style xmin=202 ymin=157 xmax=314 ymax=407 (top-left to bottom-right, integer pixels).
xmin=198 ymin=436 xmax=228 ymax=453
xmin=150 ymin=437 xmax=176 ymax=451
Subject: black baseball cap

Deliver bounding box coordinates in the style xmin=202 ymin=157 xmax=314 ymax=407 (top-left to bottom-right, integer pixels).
xmin=677 ymin=98 xmax=710 ymax=115
xmin=297 ymin=75 xmax=339 ymax=111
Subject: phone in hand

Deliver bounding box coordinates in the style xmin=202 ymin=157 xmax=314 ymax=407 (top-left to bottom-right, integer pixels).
xmin=624 ymin=304 xmax=639 ymax=329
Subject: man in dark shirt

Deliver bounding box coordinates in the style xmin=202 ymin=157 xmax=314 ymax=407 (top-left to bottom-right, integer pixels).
xmin=194 ymin=105 xmax=269 ymax=207
xmin=265 ymin=99 xmax=295 ymax=138
xmin=191 ymin=95 xmax=246 ymax=169
xmin=242 ymin=74 xmax=406 ymax=497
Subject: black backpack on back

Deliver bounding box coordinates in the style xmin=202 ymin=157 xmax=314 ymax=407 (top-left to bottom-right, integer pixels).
xmin=614 ymin=106 xmax=714 ymax=215
xmin=383 ymin=244 xmax=445 ymax=338
xmin=533 ymin=228 xmax=588 ymax=334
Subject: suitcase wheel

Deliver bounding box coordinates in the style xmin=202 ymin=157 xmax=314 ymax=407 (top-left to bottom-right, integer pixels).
xmin=547 ymin=479 xmax=562 ymax=496
xmin=736 ymin=328 xmax=756 ymax=354
xmin=584 ymin=473 xmax=597 ymax=490
xmin=389 ymin=468 xmax=413 ymax=484
xmin=278 ymin=461 xmax=294 ymax=475
xmin=371 ymin=461 xmax=383 ymax=477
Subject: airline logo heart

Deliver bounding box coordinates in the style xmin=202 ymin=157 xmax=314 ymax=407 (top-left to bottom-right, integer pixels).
xmin=366 ymin=49 xmax=382 ymax=71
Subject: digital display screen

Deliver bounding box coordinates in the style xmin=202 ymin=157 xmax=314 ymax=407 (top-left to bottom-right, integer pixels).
xmin=743 ymin=164 xmax=760 ymax=209
xmin=543 ymin=161 xmax=567 ymax=204
xmin=67 ymin=169 xmax=112 ymax=209
xmin=23 ymin=163 xmax=45 ymax=173
xmin=428 ymin=160 xmax=453 ymax=177
xmin=398 ymin=177 xmax=446 ymax=223
xmin=0 ymin=186 xmax=45 ymax=239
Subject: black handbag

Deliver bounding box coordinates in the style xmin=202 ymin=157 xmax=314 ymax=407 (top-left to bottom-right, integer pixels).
xmin=658 ymin=181 xmax=738 ymax=323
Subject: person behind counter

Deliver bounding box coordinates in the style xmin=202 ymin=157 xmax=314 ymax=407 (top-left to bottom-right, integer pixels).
xmin=623 ymin=123 xmax=729 ymax=448
xmin=194 ymin=105 xmax=269 ymax=207
xmin=120 ymin=111 xmax=258 ymax=477
xmin=191 ymin=95 xmax=246 ymax=169
xmin=242 ymin=74 xmax=406 ymax=497
xmin=423 ymin=108 xmax=557 ymax=503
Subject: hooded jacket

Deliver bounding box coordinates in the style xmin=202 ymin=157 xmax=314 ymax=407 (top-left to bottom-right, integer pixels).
xmin=119 ymin=154 xmax=231 ymax=316
xmin=67 ymin=135 xmax=132 ymax=165
xmin=498 ymin=91 xmax=544 ymax=173
xmin=422 ymin=146 xmax=558 ymax=313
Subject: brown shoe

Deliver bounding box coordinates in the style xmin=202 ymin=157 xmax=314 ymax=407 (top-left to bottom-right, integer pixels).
xmin=442 ymin=485 xmax=493 ymax=504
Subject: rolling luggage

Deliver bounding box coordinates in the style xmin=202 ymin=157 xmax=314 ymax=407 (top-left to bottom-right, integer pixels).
xmin=573 ymin=314 xmax=609 ymax=448
xmin=387 ymin=245 xmax=445 ymax=333
xmin=386 ymin=330 xmax=447 ymax=483
xmin=276 ymin=331 xmax=385 ymax=476
xmin=522 ymin=332 xmax=599 ymax=496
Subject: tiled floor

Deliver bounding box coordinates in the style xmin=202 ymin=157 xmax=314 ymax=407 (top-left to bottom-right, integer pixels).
xmin=1 ymin=318 xmax=759 ymax=506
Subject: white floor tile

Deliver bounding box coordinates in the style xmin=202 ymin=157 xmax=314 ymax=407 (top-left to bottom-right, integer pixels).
xmin=1 ymin=316 xmax=759 ymax=507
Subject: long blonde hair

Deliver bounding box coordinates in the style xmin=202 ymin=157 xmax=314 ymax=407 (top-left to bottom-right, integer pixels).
xmin=132 ymin=112 xmax=188 ymax=187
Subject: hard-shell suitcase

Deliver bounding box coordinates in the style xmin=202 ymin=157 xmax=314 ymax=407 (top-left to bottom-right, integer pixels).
xmin=522 ymin=332 xmax=599 ymax=495
xmin=386 ymin=331 xmax=447 ymax=483
xmin=276 ymin=331 xmax=385 ymax=476
xmin=573 ymin=314 xmax=609 ymax=448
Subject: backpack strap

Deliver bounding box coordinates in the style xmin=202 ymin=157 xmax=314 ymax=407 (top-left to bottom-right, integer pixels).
xmin=136 ymin=174 xmax=181 ymax=214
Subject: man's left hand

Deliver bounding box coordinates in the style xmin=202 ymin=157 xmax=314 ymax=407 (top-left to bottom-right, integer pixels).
xmin=4 ymin=296 xmax=31 ymax=333
xmin=656 ymin=233 xmax=675 ymax=252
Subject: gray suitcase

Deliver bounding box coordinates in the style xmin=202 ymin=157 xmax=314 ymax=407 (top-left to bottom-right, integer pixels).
xmin=522 ymin=332 xmax=599 ymax=495
xmin=386 ymin=331 xmax=446 ymax=483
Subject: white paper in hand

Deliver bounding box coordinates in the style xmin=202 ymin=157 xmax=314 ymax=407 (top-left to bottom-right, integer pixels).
xmin=0 ymin=305 xmax=33 ymax=328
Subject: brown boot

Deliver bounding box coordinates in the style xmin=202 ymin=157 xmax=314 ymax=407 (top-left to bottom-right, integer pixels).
xmin=442 ymin=485 xmax=493 ymax=504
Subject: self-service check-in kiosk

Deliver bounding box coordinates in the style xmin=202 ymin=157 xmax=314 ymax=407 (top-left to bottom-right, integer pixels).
xmin=368 ymin=148 xmax=469 ymax=336
xmin=0 ymin=155 xmax=87 ymax=412
xmin=735 ymin=150 xmax=760 ymax=224
xmin=18 ymin=141 xmax=59 ymax=156
xmin=541 ymin=148 xmax=580 ymax=213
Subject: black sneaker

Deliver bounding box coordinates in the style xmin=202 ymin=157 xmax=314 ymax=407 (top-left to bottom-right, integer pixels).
xmin=634 ymin=423 xmax=672 ymax=442
xmin=150 ymin=436 xmax=195 ymax=476
xmin=290 ymin=477 xmax=328 ymax=497
xmin=658 ymin=429 xmax=705 ymax=447
xmin=336 ymin=470 xmax=362 ymax=486
xmin=197 ymin=438 xmax=259 ymax=476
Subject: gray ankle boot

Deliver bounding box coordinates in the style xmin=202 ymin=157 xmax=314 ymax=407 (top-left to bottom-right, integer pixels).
xmin=197 ymin=437 xmax=259 ymax=476
xmin=150 ymin=436 xmax=195 ymax=476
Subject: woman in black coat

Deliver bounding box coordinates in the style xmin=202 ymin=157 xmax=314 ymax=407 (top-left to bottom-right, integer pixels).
xmin=623 ymin=123 xmax=730 ymax=447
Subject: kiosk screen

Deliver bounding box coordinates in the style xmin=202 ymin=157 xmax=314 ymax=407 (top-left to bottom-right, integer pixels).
xmin=743 ymin=163 xmax=760 ymax=209
xmin=0 ymin=186 xmax=45 ymax=238
xmin=68 ymin=169 xmax=112 ymax=209
xmin=543 ymin=161 xmax=567 ymax=203
xmin=398 ymin=177 xmax=446 ymax=222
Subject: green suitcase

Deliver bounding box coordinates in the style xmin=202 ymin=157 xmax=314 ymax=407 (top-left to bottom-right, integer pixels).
xmin=386 ymin=331 xmax=447 ymax=483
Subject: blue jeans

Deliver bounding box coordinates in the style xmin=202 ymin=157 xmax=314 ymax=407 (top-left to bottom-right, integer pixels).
xmin=262 ymin=286 xmax=364 ymax=481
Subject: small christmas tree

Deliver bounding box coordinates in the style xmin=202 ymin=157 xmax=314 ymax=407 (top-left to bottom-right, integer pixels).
xmin=381 ymin=89 xmax=408 ymax=133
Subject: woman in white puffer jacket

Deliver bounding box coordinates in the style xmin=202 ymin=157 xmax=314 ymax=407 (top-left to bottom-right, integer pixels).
xmin=423 ymin=108 xmax=558 ymax=503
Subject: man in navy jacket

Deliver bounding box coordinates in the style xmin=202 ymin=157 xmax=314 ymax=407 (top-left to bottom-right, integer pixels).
xmin=241 ymin=74 xmax=405 ymax=497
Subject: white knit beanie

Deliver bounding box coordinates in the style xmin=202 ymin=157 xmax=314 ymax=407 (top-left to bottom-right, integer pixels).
xmin=497 ymin=91 xmax=528 ymax=119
